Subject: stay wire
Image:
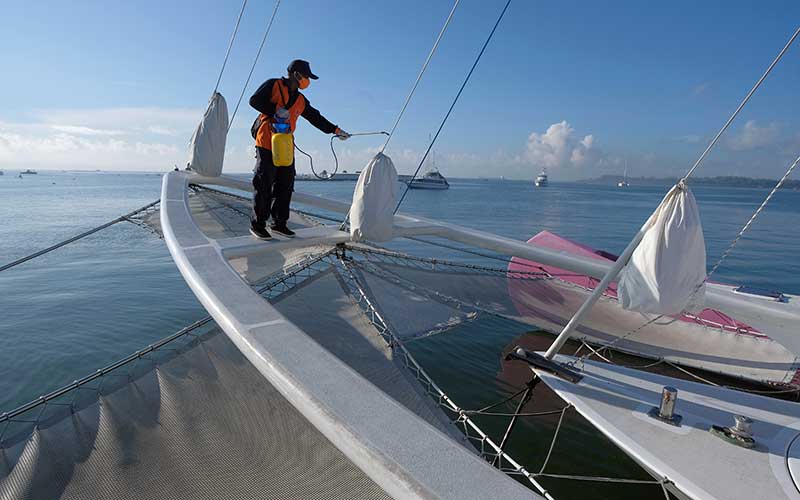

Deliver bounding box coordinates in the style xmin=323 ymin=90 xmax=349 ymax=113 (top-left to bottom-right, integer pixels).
xmin=380 ymin=0 xmax=461 ymax=153
xmin=705 ymin=153 xmax=800 ymax=280
xmin=213 ymin=0 xmax=248 ymax=95
xmin=0 ymin=199 xmax=160 ymax=274
xmin=394 ymin=0 xmax=512 ymax=214
xmin=681 ymin=26 xmax=800 ymax=182
xmin=228 ymin=0 xmax=282 ymax=131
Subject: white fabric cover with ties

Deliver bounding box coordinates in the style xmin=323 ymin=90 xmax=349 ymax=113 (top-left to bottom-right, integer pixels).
xmin=349 ymin=152 xmax=398 ymax=242
xmin=618 ymin=182 xmax=707 ymax=315
xmin=187 ymin=92 xmax=229 ymax=177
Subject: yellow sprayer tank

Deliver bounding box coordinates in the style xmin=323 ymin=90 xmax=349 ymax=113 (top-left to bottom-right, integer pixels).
xmin=271 ymin=132 xmax=294 ymax=166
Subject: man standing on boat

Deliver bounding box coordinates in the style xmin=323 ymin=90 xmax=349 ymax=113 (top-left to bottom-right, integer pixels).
xmin=248 ymin=59 xmax=349 ymax=239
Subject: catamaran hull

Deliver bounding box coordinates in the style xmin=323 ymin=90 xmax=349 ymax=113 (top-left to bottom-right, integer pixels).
xmin=508 ymin=231 xmax=800 ymax=387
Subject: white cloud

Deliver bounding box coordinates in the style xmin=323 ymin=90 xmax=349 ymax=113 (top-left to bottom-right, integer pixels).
xmin=146 ymin=125 xmax=179 ymax=136
xmin=0 ymin=107 xmax=200 ymax=170
xmin=49 ymin=125 xmax=125 ymax=136
xmin=521 ymin=120 xmax=597 ymax=170
xmin=728 ymin=120 xmax=780 ymax=151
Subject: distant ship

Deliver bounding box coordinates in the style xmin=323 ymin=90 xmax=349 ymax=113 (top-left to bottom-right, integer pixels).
xmin=617 ymin=161 xmax=630 ymax=188
xmin=406 ymin=148 xmax=449 ymax=190
xmin=406 ymin=169 xmax=449 ymax=190
xmin=534 ymin=169 xmax=548 ymax=187
xmin=21 ymin=169 xmax=38 ymax=175
xmin=0 ymin=170 xmax=4 ymax=176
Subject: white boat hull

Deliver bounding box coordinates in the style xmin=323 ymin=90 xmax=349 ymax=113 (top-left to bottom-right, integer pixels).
xmin=406 ymin=181 xmax=449 ymax=190
xmin=535 ymin=355 xmax=800 ymax=500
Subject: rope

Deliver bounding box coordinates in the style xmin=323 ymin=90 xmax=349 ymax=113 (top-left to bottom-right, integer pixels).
xmin=380 ymin=0 xmax=461 ymax=153
xmin=466 ymin=386 xmax=529 ymax=414
xmin=0 ymin=200 xmax=160 ymax=273
xmin=395 ymin=0 xmax=512 ymax=214
xmin=228 ymin=0 xmax=281 ymax=130
xmin=538 ymin=404 xmax=571 ymax=474
xmin=681 ymin=26 xmax=800 ymax=181
xmin=663 ymin=360 xmax=721 ymax=387
xmin=406 ymin=235 xmax=550 ymax=273
xmin=213 ymin=0 xmax=248 ymax=94
xmin=464 ymin=409 xmax=568 ymax=418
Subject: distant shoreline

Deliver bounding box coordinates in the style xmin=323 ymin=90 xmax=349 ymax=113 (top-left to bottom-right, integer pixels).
xmin=579 ymin=174 xmax=800 ymax=190
xmin=2 ymin=169 xmax=798 ymax=189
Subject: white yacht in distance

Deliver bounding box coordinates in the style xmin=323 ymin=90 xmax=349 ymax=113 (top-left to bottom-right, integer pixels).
xmin=534 ymin=169 xmax=548 ymax=187
xmin=406 ymin=150 xmax=449 ymax=190
xmin=406 ymin=169 xmax=450 ymax=189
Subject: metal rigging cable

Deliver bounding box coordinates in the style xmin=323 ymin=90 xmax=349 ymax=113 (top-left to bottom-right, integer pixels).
xmin=394 ymin=0 xmax=513 ymax=214
xmin=379 ymin=0 xmax=461 ymax=154
xmin=213 ymin=0 xmax=249 ymax=95
xmin=228 ymin=0 xmax=282 ymax=130
xmin=0 ymin=200 xmax=160 ymax=273
xmin=681 ymin=26 xmax=800 ymax=181
xmin=705 ymin=153 xmax=800 ymax=279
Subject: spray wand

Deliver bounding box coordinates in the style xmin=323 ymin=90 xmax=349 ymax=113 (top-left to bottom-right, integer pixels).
xmin=294 ymin=131 xmax=389 ymax=180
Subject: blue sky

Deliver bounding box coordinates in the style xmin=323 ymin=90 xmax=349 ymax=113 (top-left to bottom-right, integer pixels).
xmin=1 ymin=0 xmax=799 ymax=180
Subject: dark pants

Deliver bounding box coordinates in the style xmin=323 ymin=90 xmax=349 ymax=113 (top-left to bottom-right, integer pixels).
xmin=251 ymin=146 xmax=295 ymax=228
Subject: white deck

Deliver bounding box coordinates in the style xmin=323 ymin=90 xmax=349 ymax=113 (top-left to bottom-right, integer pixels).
xmin=536 ymin=356 xmax=800 ymax=500
xmin=160 ymin=171 xmax=540 ymax=500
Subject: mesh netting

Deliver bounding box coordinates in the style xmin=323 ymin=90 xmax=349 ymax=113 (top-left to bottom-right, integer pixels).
xmin=0 ymin=328 xmax=391 ymax=500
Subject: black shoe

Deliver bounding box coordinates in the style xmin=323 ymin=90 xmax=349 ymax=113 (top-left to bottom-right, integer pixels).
xmin=270 ymin=223 xmax=296 ymax=237
xmin=249 ymin=225 xmax=272 ymax=240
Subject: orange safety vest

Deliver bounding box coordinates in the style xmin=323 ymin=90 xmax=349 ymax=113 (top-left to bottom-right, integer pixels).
xmin=255 ymin=79 xmax=306 ymax=150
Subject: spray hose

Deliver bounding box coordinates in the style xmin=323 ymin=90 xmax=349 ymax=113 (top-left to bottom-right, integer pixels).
xmin=294 ymin=131 xmax=389 ymax=180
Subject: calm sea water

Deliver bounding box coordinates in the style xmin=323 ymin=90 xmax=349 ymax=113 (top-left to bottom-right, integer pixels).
xmin=1 ymin=169 xmax=798 ymax=498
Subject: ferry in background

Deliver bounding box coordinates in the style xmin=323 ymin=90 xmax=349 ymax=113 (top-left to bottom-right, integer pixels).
xmin=21 ymin=169 xmax=37 ymax=175
xmin=534 ymin=169 xmax=548 ymax=187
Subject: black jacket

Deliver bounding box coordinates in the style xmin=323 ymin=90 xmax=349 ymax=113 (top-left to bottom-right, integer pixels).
xmin=249 ymin=78 xmax=337 ymax=134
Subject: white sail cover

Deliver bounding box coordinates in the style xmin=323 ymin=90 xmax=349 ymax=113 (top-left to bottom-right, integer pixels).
xmin=349 ymin=152 xmax=397 ymax=242
xmin=187 ymin=92 xmax=228 ymax=177
xmin=618 ymin=182 xmax=707 ymax=315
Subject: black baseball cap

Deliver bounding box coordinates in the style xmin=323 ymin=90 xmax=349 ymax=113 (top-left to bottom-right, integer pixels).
xmin=287 ymin=59 xmax=318 ymax=80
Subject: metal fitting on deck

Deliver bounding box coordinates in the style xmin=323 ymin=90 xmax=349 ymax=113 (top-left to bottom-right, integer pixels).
xmin=710 ymin=414 xmax=756 ymax=448
xmin=648 ymin=386 xmax=683 ymax=426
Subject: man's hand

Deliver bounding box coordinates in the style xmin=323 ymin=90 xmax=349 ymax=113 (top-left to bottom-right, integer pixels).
xmin=335 ymin=127 xmax=351 ymax=140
